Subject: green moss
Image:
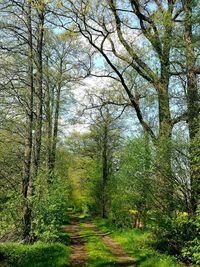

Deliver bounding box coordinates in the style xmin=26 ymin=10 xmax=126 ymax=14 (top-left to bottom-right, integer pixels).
xmin=0 ymin=242 xmax=69 ymax=267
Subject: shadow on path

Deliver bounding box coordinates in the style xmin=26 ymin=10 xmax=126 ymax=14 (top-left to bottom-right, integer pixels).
xmin=64 ymin=213 xmax=136 ymax=267
xmin=84 ymin=222 xmax=136 ymax=267
xmin=63 ymin=221 xmax=87 ymax=267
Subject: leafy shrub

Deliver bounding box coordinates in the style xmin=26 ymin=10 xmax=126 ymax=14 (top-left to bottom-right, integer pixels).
xmin=57 ymin=232 xmax=70 ymax=245
xmin=151 ymin=212 xmax=195 ymax=255
xmin=108 ymin=138 xmax=153 ymax=229
xmin=31 ymin=172 xmax=70 ymax=241
xmin=0 ymin=192 xmax=22 ymax=240
xmin=143 ymin=206 xmax=200 ymax=265
xmin=0 ymin=242 xmax=69 ymax=267
xmin=181 ymin=205 xmax=200 ymax=264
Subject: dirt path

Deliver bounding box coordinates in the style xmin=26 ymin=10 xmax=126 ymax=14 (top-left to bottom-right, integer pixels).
xmin=64 ymin=221 xmax=87 ymax=267
xmin=64 ymin=215 xmax=136 ymax=266
xmin=84 ymin=222 xmax=136 ymax=266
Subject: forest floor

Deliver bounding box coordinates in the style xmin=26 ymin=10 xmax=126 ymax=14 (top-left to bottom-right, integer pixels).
xmin=0 ymin=214 xmax=188 ymax=267
xmin=64 ymin=213 xmax=184 ymax=267
xmin=64 ymin=214 xmax=136 ymax=267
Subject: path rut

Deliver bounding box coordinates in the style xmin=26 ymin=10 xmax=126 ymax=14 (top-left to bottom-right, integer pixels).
xmin=65 ymin=216 xmax=136 ymax=267
xmin=84 ymin=222 xmax=136 ymax=266
xmin=64 ymin=221 xmax=87 ymax=267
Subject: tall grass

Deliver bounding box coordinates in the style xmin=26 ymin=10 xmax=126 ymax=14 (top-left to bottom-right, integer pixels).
xmin=95 ymin=219 xmax=183 ymax=267
xmin=0 ymin=242 xmax=69 ymax=267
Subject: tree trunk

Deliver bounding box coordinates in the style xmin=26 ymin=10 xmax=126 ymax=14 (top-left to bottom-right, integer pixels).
xmin=22 ymin=0 xmax=34 ymax=242
xmin=45 ymin=56 xmax=53 ymax=182
xmin=49 ymin=57 xmax=63 ymax=176
xmin=33 ymin=7 xmax=44 ymax=177
xmin=156 ymin=75 xmax=173 ymax=214
xmin=183 ymin=0 xmax=200 ymax=214
xmin=23 ymin=2 xmax=45 ymax=240
xmin=50 ymin=84 xmax=61 ymax=174
xmin=102 ymin=122 xmax=108 ymax=218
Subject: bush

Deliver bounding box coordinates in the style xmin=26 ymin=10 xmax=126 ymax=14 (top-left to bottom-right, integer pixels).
xmin=182 ymin=205 xmax=200 ymax=265
xmin=57 ymin=232 xmax=70 ymax=245
xmin=0 ymin=192 xmax=22 ymax=240
xmin=144 ymin=205 xmax=200 ymax=265
xmin=108 ymin=138 xmax=153 ymax=229
xmin=31 ymin=172 xmax=70 ymax=241
xmin=0 ymin=242 xmax=69 ymax=267
xmin=151 ymin=212 xmax=195 ymax=255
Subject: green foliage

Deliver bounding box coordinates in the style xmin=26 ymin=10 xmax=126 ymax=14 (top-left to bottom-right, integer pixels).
xmin=0 ymin=192 xmax=22 ymax=240
xmin=31 ymin=171 xmax=70 ymax=241
xmin=181 ymin=205 xmax=200 ymax=265
xmin=150 ymin=207 xmax=200 ymax=265
xmin=55 ymin=146 xmax=72 ymax=182
xmin=66 ymin=108 xmax=123 ymax=217
xmin=151 ymin=212 xmax=195 ymax=255
xmin=86 ymin=160 xmax=104 ymax=215
xmin=0 ymin=130 xmax=23 ymax=240
xmin=109 ymin=138 xmax=153 ymax=227
xmin=0 ymin=242 xmax=69 ymax=267
xmin=95 ymin=219 xmax=182 ymax=267
xmin=68 ymin=151 xmax=94 ymax=213
xmin=56 ymin=232 xmax=70 ymax=246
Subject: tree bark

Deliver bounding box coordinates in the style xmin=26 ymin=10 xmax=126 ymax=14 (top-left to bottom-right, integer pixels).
xmin=22 ymin=1 xmax=45 ymax=240
xmin=156 ymin=79 xmax=173 ymax=213
xmin=49 ymin=55 xmax=64 ymax=176
xmin=22 ymin=0 xmax=34 ymax=242
xmin=102 ymin=121 xmax=108 ymax=218
xmin=32 ymin=2 xmax=45 ymax=178
xmin=183 ymin=0 xmax=200 ymax=214
xmin=45 ymin=56 xmax=53 ymax=182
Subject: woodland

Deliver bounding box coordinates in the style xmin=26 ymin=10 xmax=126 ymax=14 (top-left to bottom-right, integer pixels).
xmin=0 ymin=0 xmax=199 ymax=266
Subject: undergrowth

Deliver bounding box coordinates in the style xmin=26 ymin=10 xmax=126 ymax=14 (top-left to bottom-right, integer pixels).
xmin=95 ymin=219 xmax=184 ymax=267
xmin=0 ymin=242 xmax=69 ymax=267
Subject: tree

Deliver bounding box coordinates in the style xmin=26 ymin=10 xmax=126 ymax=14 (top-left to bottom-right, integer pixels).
xmin=110 ymin=137 xmax=153 ymax=228
xmin=89 ymin=106 xmax=122 ymax=217
xmin=0 ymin=0 xmax=82 ymax=241
xmin=58 ymin=0 xmax=183 ymax=213
xmin=182 ymin=0 xmax=200 ymax=214
xmin=22 ymin=0 xmax=34 ymax=241
xmin=66 ymin=103 xmax=123 ymax=217
xmin=60 ymin=0 xmax=199 ymax=215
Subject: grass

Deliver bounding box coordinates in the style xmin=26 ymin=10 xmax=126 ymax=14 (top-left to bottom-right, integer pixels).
xmin=80 ymin=224 xmax=121 ymax=267
xmin=0 ymin=242 xmax=69 ymax=267
xmin=95 ymin=219 xmax=184 ymax=267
